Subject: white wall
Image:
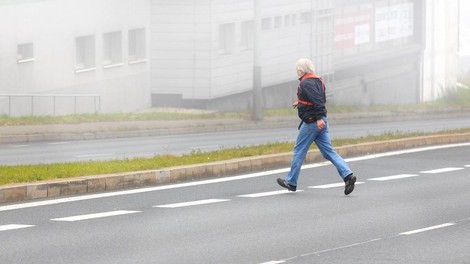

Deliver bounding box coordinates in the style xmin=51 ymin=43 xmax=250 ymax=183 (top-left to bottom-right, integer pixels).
xmin=0 ymin=0 xmax=151 ymax=115
xmin=150 ymin=0 xmax=322 ymax=100
xmin=421 ymin=0 xmax=459 ymax=101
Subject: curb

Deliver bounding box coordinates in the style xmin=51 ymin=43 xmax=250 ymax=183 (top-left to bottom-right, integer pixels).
xmin=1 ymin=132 xmax=469 ymax=204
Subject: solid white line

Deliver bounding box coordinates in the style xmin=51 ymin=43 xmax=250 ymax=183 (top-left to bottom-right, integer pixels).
xmin=9 ymin=145 xmax=30 ymax=148
xmin=420 ymin=167 xmax=464 ymax=174
xmin=238 ymin=190 xmax=303 ymax=198
xmin=465 ymin=165 xmax=470 ymax=167
xmin=1 ymin=142 xmax=469 ymax=212
xmin=77 ymin=153 xmax=113 ymax=158
xmin=190 ymin=145 xmax=220 ymax=150
xmin=258 ymin=261 xmax=285 ymax=264
xmin=154 ymin=199 xmax=229 ymax=208
xmin=309 ymin=182 xmax=365 ymax=189
xmin=368 ymin=174 xmax=419 ymax=181
xmin=51 ymin=210 xmax=141 ymax=222
xmin=0 ymin=224 xmax=35 ymax=232
xmin=400 ymin=223 xmax=456 ymax=235
xmin=48 ymin=142 xmax=70 ymax=145
xmin=343 ymin=142 xmax=470 ymax=163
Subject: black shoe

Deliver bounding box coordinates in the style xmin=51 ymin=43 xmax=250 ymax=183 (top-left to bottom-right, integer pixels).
xmin=277 ymin=178 xmax=297 ymax=192
xmin=344 ymin=174 xmax=356 ymax=195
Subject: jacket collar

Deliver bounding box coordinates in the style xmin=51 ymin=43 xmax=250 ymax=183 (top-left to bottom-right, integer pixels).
xmin=299 ymin=73 xmax=321 ymax=81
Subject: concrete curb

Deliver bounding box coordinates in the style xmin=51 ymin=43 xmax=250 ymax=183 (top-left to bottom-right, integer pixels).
xmin=1 ymin=132 xmax=469 ymax=204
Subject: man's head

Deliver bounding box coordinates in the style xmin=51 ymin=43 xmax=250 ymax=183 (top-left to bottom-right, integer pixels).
xmin=295 ymin=58 xmax=315 ymax=77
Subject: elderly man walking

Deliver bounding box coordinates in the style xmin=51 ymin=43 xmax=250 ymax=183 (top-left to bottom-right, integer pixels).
xmin=277 ymin=58 xmax=357 ymax=195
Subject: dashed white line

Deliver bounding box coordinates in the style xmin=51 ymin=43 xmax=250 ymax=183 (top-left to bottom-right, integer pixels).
xmin=308 ymin=182 xmax=365 ymax=189
xmin=154 ymin=199 xmax=230 ymax=208
xmin=0 ymin=224 xmax=35 ymax=232
xmin=368 ymin=174 xmax=419 ymax=181
xmin=399 ymin=223 xmax=456 ymax=235
xmin=51 ymin=210 xmax=141 ymax=222
xmin=420 ymin=167 xmax=464 ymax=174
xmin=238 ymin=190 xmax=303 ymax=198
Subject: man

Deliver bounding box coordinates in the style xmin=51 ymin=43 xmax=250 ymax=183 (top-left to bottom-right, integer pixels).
xmin=277 ymin=58 xmax=356 ymax=195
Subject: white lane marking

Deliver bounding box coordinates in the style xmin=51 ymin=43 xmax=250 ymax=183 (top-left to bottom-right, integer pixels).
xmin=258 ymin=261 xmax=285 ymax=264
xmin=344 ymin=142 xmax=470 ymax=162
xmin=190 ymin=145 xmax=220 ymax=151
xmin=48 ymin=142 xmax=70 ymax=145
xmin=0 ymin=224 xmax=35 ymax=232
xmin=9 ymin=145 xmax=30 ymax=148
xmin=368 ymin=174 xmax=419 ymax=181
xmin=464 ymin=165 xmax=470 ymax=167
xmin=1 ymin=142 xmax=469 ymax=212
xmin=51 ymin=210 xmax=141 ymax=222
xmin=77 ymin=153 xmax=113 ymax=158
xmin=154 ymin=199 xmax=229 ymax=208
xmin=263 ymin=237 xmax=383 ymax=263
xmin=400 ymin=223 xmax=456 ymax=235
xmin=420 ymin=167 xmax=464 ymax=174
xmin=238 ymin=190 xmax=303 ymax=198
xmin=309 ymin=182 xmax=365 ymax=189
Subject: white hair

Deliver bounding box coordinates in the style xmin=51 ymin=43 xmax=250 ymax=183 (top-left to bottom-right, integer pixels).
xmin=295 ymin=58 xmax=315 ymax=74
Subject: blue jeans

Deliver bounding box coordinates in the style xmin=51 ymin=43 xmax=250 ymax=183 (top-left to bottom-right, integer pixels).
xmin=285 ymin=117 xmax=352 ymax=186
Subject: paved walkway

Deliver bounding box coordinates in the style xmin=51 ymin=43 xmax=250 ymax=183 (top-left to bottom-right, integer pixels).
xmin=1 ymin=108 xmax=468 ymax=143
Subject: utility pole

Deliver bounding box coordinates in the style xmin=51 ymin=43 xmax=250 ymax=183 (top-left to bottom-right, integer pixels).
xmin=252 ymin=0 xmax=263 ymax=121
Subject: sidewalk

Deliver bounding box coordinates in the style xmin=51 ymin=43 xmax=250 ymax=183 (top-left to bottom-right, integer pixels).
xmin=1 ymin=108 xmax=469 ymax=143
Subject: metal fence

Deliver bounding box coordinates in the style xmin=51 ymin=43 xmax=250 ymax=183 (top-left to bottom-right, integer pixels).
xmin=0 ymin=94 xmax=101 ymax=116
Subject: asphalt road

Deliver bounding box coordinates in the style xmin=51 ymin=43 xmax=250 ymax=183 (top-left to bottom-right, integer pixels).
xmin=1 ymin=116 xmax=470 ymax=165
xmin=1 ymin=143 xmax=469 ymax=263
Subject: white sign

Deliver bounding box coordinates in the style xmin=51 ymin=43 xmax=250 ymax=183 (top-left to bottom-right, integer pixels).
xmin=375 ymin=3 xmax=414 ymax=42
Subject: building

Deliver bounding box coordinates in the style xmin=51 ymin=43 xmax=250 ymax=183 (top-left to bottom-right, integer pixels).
xmin=151 ymin=0 xmax=459 ymax=111
xmin=0 ymin=0 xmax=461 ymax=116
xmin=0 ymin=0 xmax=150 ymax=116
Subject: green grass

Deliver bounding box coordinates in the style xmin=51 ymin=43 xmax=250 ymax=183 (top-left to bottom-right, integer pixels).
xmin=1 ymin=129 xmax=469 ymax=186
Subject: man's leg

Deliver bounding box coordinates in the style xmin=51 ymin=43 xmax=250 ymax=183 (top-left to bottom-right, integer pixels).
xmin=284 ymin=122 xmax=317 ymax=186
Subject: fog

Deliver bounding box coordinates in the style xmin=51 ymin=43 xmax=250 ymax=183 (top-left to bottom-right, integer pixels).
xmin=0 ymin=0 xmax=469 ymax=117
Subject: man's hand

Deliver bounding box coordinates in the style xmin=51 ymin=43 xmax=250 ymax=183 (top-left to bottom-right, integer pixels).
xmin=292 ymin=101 xmax=298 ymax=108
xmin=316 ymin=119 xmax=325 ymax=130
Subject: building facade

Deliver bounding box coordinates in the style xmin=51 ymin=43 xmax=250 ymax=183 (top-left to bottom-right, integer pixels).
xmin=0 ymin=0 xmax=150 ymax=116
xmin=0 ymin=0 xmax=461 ymax=116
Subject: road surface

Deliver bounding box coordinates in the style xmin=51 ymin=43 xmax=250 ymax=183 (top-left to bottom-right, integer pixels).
xmin=1 ymin=143 xmax=469 ymax=263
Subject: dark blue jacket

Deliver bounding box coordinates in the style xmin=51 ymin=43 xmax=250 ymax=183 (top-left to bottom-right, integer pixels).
xmin=297 ymin=73 xmax=327 ymax=123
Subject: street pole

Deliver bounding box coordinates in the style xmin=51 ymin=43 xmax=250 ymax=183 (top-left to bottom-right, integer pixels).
xmin=252 ymin=0 xmax=263 ymax=121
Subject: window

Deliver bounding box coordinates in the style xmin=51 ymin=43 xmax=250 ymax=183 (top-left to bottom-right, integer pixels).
xmin=129 ymin=28 xmax=146 ymax=63
xmin=274 ymin=16 xmax=282 ymax=29
xmin=75 ymin=35 xmax=95 ymax=72
xmin=300 ymin=12 xmax=312 ymax=24
xmin=262 ymin=17 xmax=272 ymax=31
xmin=103 ymin=31 xmax=122 ymax=67
xmin=17 ymin=43 xmax=34 ymax=63
xmin=240 ymin=20 xmax=254 ymax=51
xmin=284 ymin=15 xmax=291 ymax=27
xmin=218 ymin=23 xmax=235 ymax=55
